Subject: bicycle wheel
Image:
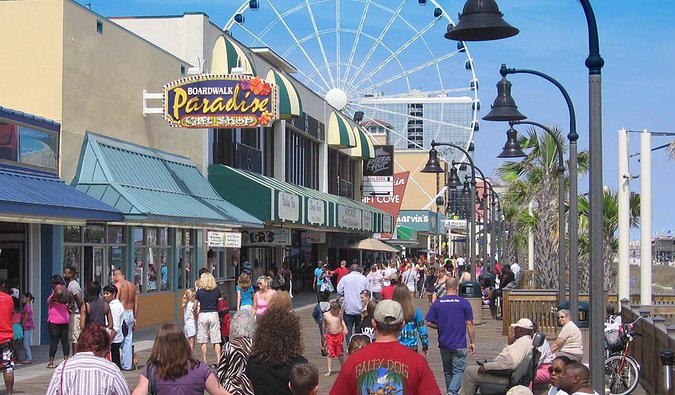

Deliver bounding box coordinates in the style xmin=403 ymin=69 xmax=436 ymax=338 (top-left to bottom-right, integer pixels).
xmin=605 ymin=354 xmax=641 ymax=395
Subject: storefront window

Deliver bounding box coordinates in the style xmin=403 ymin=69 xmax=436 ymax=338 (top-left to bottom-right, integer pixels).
xmin=64 ymin=226 xmax=82 ymax=243
xmin=63 ymin=246 xmax=81 ymax=271
xmin=107 ymin=226 xmax=124 ymax=244
xmin=84 ymin=224 xmax=105 ymax=243
xmin=109 ymin=246 xmax=125 ymax=282
xmin=178 ymin=229 xmax=194 ymax=289
xmin=134 ymin=227 xmax=172 ymax=293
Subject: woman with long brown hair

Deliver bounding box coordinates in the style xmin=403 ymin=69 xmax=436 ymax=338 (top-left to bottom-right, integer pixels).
xmin=131 ymin=323 xmax=230 ymax=395
xmin=246 ymin=306 xmax=307 ymax=395
xmin=392 ymin=284 xmax=429 ymax=356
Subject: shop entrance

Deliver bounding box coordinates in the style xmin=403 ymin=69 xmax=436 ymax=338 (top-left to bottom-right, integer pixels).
xmin=0 ymin=242 xmax=24 ymax=285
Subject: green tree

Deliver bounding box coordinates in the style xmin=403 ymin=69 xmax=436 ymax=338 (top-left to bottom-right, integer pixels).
xmin=577 ymin=188 xmax=640 ymax=292
xmin=497 ymin=125 xmax=588 ymax=289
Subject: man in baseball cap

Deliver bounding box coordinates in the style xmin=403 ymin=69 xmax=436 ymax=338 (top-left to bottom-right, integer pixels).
xmin=459 ymin=318 xmax=535 ymax=395
xmin=330 ymin=300 xmax=442 ymax=395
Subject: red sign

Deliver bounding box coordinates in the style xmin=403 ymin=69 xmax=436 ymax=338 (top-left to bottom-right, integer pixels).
xmin=362 ymin=171 xmax=409 ymax=238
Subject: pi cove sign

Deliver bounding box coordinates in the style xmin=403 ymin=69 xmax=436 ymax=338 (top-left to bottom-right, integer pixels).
xmin=163 ymin=74 xmax=279 ymax=128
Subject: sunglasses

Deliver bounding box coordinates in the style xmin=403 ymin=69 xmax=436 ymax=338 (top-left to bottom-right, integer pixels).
xmin=548 ymin=366 xmax=563 ymax=374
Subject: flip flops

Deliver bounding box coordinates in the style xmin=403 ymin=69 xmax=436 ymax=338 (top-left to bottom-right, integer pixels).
xmin=47 ymin=363 xmax=55 ymax=369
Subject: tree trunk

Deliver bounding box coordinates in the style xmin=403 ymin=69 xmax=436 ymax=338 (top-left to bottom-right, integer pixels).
xmin=534 ymin=179 xmax=560 ymax=289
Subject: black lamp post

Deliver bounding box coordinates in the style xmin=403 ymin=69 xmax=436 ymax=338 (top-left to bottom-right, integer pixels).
xmin=422 ymin=140 xmax=478 ymax=281
xmin=491 ymin=64 xmax=581 ymax=323
xmin=454 ymin=161 xmax=495 ymax=275
xmin=443 ymin=1 xmax=605 ymax=389
xmin=499 ymin=120 xmax=567 ymax=304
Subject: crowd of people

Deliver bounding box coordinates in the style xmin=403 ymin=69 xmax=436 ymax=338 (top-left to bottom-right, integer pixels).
xmin=0 ymin=252 xmax=596 ymax=395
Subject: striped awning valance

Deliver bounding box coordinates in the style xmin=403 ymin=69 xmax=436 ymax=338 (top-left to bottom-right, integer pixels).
xmin=265 ymin=70 xmax=302 ymax=119
xmin=349 ymin=126 xmax=375 ymax=159
xmin=210 ymin=35 xmax=256 ymax=76
xmin=327 ymin=111 xmax=356 ymax=149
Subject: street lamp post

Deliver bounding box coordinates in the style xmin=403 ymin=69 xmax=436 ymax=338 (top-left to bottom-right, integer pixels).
xmin=499 ymin=121 xmax=566 ymax=302
xmin=422 ymin=140 xmax=479 ymax=281
xmin=443 ymin=1 xmax=604 ymax=386
xmin=494 ymin=64 xmax=580 ymax=322
xmin=455 ymin=161 xmax=494 ymax=274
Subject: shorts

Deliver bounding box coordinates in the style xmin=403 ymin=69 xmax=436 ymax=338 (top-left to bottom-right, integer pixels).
xmin=184 ymin=322 xmax=196 ymax=338
xmin=326 ymin=332 xmax=344 ymax=358
xmin=197 ymin=312 xmax=221 ymax=344
xmin=240 ymin=304 xmax=253 ymax=313
xmin=69 ymin=313 xmax=81 ymax=344
xmin=0 ymin=341 xmax=14 ymax=373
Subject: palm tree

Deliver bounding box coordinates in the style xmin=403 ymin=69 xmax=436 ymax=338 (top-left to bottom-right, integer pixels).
xmin=497 ymin=125 xmax=589 ymax=289
xmin=577 ymin=189 xmax=640 ymax=292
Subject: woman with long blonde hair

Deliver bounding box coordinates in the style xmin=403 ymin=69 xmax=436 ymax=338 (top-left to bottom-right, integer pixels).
xmin=182 ymin=289 xmax=197 ymax=352
xmin=392 ymin=284 xmax=429 ymax=356
xmin=252 ymin=275 xmax=276 ymax=319
xmin=131 ymin=323 xmax=230 ymax=394
xmin=195 ymin=272 xmax=223 ymax=365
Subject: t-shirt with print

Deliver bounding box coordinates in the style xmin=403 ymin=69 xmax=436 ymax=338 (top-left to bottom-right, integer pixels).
xmin=329 ymin=341 xmax=442 ymax=395
xmin=142 ymin=361 xmax=213 ymax=395
xmin=425 ymin=295 xmax=473 ymax=351
xmin=314 ymin=267 xmax=324 ymax=287
xmin=67 ymin=280 xmax=81 ymax=314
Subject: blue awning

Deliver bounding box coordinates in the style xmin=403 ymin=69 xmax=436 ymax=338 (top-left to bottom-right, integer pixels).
xmin=72 ymin=133 xmax=262 ymax=229
xmin=0 ymin=164 xmax=123 ymax=222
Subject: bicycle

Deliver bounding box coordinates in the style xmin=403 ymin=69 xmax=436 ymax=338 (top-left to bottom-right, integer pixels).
xmin=604 ymin=308 xmax=642 ymax=395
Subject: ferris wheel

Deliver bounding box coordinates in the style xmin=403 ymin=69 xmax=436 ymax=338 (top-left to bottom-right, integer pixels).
xmin=224 ymin=0 xmax=479 ymax=158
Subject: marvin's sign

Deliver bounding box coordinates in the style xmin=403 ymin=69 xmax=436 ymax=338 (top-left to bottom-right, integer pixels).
xmin=163 ymin=75 xmax=279 ymax=128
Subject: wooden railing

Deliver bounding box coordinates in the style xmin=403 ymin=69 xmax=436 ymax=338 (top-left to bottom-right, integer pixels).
xmin=501 ymin=288 xmax=610 ymax=337
xmin=622 ymin=306 xmax=675 ymax=395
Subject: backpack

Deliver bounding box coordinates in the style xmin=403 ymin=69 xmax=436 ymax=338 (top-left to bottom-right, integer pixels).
xmin=217 ymin=297 xmax=229 ymax=318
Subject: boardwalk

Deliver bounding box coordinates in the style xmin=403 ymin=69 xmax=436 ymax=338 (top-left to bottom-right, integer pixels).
xmin=4 ymin=291 xmax=648 ymax=394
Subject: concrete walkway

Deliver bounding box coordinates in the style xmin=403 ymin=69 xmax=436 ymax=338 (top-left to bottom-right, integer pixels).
xmin=1 ymin=290 xmax=648 ymax=394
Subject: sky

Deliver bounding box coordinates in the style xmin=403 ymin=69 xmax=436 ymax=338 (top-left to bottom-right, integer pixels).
xmin=81 ymin=0 xmax=675 ymax=239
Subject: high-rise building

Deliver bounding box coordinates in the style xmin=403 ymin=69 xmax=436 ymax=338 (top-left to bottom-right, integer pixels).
xmin=356 ymin=90 xmax=476 ymax=152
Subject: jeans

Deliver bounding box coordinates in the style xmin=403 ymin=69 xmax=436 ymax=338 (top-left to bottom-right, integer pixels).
xmin=47 ymin=322 xmax=69 ymax=359
xmin=343 ymin=313 xmax=362 ymax=342
xmin=22 ymin=329 xmax=32 ymax=361
xmin=121 ymin=310 xmax=135 ymax=370
xmin=440 ymin=348 xmax=468 ymax=395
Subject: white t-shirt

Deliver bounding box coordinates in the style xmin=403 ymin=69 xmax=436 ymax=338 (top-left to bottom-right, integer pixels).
xmin=184 ymin=301 xmax=196 ymax=326
xmin=456 ymin=257 xmax=465 ymax=265
xmin=511 ymin=262 xmax=522 ymax=276
xmin=547 ymin=388 xmax=568 ymax=395
xmin=68 ymin=280 xmax=81 ymax=314
xmin=382 ymin=267 xmax=397 ymax=286
xmin=108 ymin=299 xmax=125 ymax=344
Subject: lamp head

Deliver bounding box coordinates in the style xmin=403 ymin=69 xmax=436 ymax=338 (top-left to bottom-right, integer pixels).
xmin=444 ymin=0 xmax=519 ymax=42
xmin=497 ymin=127 xmax=527 ymax=158
xmin=353 ymin=111 xmax=364 ymax=122
xmin=421 ymin=147 xmax=444 ymax=173
xmin=483 ymin=77 xmax=526 ymax=121
xmin=461 ymin=181 xmax=471 ymax=198
xmin=447 ymin=166 xmax=462 ymax=189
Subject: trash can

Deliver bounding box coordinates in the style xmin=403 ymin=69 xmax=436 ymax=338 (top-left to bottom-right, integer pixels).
xmin=479 ymin=273 xmax=496 ymax=288
xmin=557 ymin=301 xmax=589 ymax=328
xmin=460 ymin=280 xmax=483 ymax=325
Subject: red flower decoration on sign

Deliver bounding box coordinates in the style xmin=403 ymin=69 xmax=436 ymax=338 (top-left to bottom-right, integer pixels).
xmin=258 ymin=112 xmax=272 ymax=126
xmin=260 ymin=82 xmax=272 ymax=96
xmin=250 ymin=77 xmax=265 ymax=95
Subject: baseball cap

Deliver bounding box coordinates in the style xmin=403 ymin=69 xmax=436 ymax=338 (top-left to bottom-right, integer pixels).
xmin=373 ymin=300 xmax=404 ymax=325
xmin=506 ymin=385 xmax=533 ymax=395
xmin=510 ymin=318 xmax=534 ymax=330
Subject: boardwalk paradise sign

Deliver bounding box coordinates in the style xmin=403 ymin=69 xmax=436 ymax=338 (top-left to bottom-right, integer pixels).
xmin=163 ymin=75 xmax=278 ymax=128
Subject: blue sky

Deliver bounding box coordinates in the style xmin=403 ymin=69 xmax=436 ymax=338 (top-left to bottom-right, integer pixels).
xmin=84 ymin=0 xmax=675 ymax=238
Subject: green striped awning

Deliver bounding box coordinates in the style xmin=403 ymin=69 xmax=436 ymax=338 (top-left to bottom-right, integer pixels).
xmin=349 ymin=126 xmax=376 ymax=159
xmin=208 ymin=164 xmax=392 ymax=232
xmin=328 ymin=111 xmax=356 ymax=149
xmin=265 ymin=70 xmax=302 ymax=119
xmin=211 ymin=35 xmax=257 ymax=75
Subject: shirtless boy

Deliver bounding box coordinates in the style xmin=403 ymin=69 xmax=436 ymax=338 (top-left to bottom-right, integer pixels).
xmin=322 ymin=300 xmax=348 ymax=376
xmin=113 ymin=269 xmax=138 ymax=371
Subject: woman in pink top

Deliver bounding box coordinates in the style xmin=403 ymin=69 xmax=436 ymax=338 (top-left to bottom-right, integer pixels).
xmin=47 ymin=275 xmax=72 ymax=368
xmin=252 ymin=276 xmax=276 ymax=319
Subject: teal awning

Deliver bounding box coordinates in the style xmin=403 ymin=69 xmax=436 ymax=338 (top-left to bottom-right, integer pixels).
xmin=209 ymin=164 xmax=392 ymax=233
xmin=72 ymin=133 xmax=262 ymax=229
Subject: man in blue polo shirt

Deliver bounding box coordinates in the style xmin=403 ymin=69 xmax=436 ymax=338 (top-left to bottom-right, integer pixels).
xmin=426 ymin=277 xmax=475 ymax=395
